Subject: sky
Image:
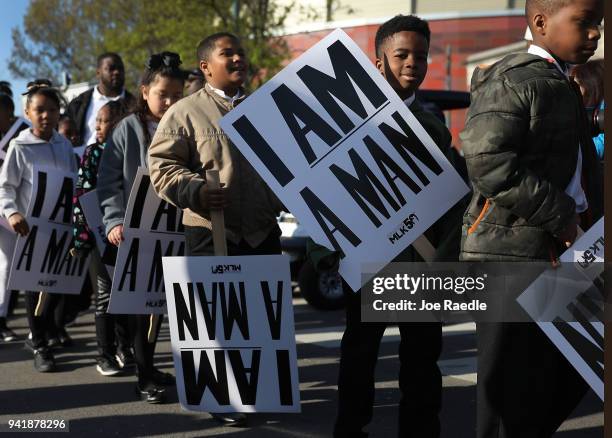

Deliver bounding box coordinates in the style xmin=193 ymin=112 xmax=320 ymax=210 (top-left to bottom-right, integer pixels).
xmin=0 ymin=0 xmax=31 ymax=117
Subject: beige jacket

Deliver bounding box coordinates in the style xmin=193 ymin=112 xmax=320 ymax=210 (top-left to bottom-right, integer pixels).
xmin=148 ymin=85 xmax=282 ymax=247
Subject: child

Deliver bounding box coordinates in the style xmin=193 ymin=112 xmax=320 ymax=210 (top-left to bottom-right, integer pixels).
xmin=0 ymin=82 xmax=18 ymax=342
xmin=0 ymin=80 xmax=77 ymax=371
xmin=58 ymin=114 xmax=80 ymax=147
xmin=97 ymin=52 xmax=184 ymax=403
xmin=315 ymin=15 xmax=466 ymax=438
xmin=0 ymin=81 xmax=16 ymax=140
xmin=147 ymin=32 xmax=284 ymax=426
xmin=460 ymin=0 xmax=603 ymax=436
xmin=72 ymin=100 xmax=132 ymax=376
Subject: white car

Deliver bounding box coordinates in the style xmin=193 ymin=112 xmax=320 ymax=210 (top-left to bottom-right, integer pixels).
xmin=278 ymin=212 xmax=346 ymax=310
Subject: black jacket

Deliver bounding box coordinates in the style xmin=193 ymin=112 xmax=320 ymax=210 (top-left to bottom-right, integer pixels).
xmin=460 ymin=53 xmax=603 ymax=261
xmin=66 ymin=87 xmax=136 ymax=146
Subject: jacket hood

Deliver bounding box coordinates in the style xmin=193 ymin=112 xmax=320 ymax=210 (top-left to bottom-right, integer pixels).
xmin=13 ymin=128 xmax=66 ymax=146
xmin=469 ymin=53 xmax=559 ymax=92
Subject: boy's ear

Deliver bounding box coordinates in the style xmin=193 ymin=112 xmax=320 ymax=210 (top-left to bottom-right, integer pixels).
xmin=530 ymin=12 xmax=547 ymax=36
xmin=200 ymin=60 xmax=209 ymax=77
xmin=375 ymin=57 xmax=384 ymax=76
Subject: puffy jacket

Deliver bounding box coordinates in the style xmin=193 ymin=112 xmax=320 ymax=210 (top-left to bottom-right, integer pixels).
xmin=460 ymin=53 xmax=602 ymax=261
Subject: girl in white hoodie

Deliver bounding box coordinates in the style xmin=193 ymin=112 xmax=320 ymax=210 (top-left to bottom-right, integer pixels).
xmin=0 ymin=81 xmax=77 ymax=372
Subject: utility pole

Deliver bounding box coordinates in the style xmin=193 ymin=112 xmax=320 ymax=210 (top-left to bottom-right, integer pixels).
xmin=233 ymin=0 xmax=240 ymax=32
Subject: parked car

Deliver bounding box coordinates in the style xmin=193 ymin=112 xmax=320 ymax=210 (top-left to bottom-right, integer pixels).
xmin=278 ymin=212 xmax=346 ymax=310
xmin=280 ymin=90 xmax=471 ymax=310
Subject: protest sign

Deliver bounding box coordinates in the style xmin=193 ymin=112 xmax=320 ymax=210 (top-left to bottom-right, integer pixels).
xmin=162 ymin=255 xmax=300 ymax=412
xmin=0 ymin=117 xmax=30 ymax=167
xmin=220 ymin=29 xmax=469 ymax=291
xmin=78 ymin=189 xmax=117 ymax=277
xmin=8 ymin=166 xmax=88 ymax=294
xmin=518 ymin=218 xmax=604 ymax=400
xmin=108 ymin=168 xmax=185 ymax=314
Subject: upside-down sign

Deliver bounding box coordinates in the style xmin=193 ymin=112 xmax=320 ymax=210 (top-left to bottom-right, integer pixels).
xmin=162 ymin=255 xmax=300 ymax=412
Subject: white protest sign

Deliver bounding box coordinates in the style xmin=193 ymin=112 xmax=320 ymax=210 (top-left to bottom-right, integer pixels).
xmin=0 ymin=117 xmax=30 ymax=166
xmin=518 ymin=218 xmax=604 ymax=400
xmin=162 ymin=255 xmax=300 ymax=412
xmin=108 ymin=168 xmax=185 ymax=314
xmin=78 ymin=189 xmax=117 ymax=277
xmin=220 ymin=29 xmax=469 ymax=291
xmin=8 ymin=166 xmax=89 ymax=294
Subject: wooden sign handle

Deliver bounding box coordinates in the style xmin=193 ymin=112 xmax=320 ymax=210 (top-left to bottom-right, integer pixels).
xmin=412 ymin=235 xmax=435 ymax=263
xmin=206 ymin=170 xmax=228 ymax=257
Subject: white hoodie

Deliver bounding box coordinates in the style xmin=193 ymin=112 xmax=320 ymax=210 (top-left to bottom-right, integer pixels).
xmin=0 ymin=128 xmax=77 ymax=219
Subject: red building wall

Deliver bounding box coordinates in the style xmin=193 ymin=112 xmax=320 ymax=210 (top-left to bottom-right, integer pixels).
xmin=282 ymin=15 xmax=527 ymax=146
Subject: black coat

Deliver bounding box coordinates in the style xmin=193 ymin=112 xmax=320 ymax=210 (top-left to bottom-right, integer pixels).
xmin=66 ymin=87 xmax=136 ymax=146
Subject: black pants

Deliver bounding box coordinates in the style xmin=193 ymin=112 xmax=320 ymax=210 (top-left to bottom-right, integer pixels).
xmin=477 ymin=322 xmax=587 ymax=438
xmin=132 ymin=314 xmax=164 ymax=385
xmin=184 ymin=226 xmax=282 ymax=257
xmin=334 ymin=290 xmax=442 ymax=438
xmin=94 ymin=258 xmax=131 ymax=357
xmin=24 ymin=291 xmax=58 ymax=349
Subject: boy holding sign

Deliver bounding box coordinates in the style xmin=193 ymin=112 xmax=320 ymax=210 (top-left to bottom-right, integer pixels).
xmin=460 ymin=0 xmax=603 ymax=435
xmin=148 ymin=33 xmax=283 ymax=425
xmin=148 ymin=33 xmax=283 ymax=259
xmin=0 ymin=82 xmax=77 ymax=371
xmin=323 ymin=15 xmax=466 ymax=438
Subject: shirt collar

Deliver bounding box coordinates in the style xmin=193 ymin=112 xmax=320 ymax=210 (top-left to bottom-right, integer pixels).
xmin=403 ymin=93 xmax=416 ymax=107
xmin=206 ymin=83 xmax=242 ymax=104
xmin=92 ymin=85 xmax=125 ymax=101
xmin=527 ymin=44 xmax=569 ymax=77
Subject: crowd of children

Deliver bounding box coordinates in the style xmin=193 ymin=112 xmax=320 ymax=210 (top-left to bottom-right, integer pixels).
xmin=0 ymin=0 xmax=604 ymax=435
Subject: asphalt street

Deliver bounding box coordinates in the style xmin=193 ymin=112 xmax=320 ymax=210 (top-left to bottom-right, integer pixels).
xmin=0 ymin=295 xmax=603 ymax=437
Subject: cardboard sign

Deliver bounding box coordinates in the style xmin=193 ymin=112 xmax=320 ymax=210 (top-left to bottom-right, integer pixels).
xmin=108 ymin=168 xmax=185 ymax=314
xmin=162 ymin=255 xmax=300 ymax=412
xmin=518 ymin=218 xmax=604 ymax=400
xmin=8 ymin=166 xmax=89 ymax=294
xmin=78 ymin=189 xmax=117 ymax=277
xmin=0 ymin=117 xmax=30 ymax=166
xmin=220 ymin=29 xmax=469 ymax=290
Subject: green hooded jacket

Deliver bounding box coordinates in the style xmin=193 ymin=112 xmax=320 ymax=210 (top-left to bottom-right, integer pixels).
xmin=460 ymin=53 xmax=602 ymax=261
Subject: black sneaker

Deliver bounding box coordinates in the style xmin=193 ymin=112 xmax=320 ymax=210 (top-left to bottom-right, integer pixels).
xmin=24 ymin=335 xmax=45 ymax=352
xmin=96 ymin=355 xmax=122 ymax=376
xmin=135 ymin=382 xmax=166 ymax=404
xmin=33 ymin=348 xmax=55 ymax=372
xmin=0 ymin=326 xmax=17 ymax=342
xmin=116 ymin=348 xmax=136 ymax=369
xmin=152 ymin=368 xmax=175 ymax=386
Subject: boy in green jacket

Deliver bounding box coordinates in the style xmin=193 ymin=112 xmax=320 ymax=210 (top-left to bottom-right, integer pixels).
xmin=460 ymin=0 xmax=603 ymax=436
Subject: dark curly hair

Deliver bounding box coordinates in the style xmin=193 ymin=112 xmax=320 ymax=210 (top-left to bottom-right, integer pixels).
xmin=375 ymin=15 xmax=431 ymax=58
